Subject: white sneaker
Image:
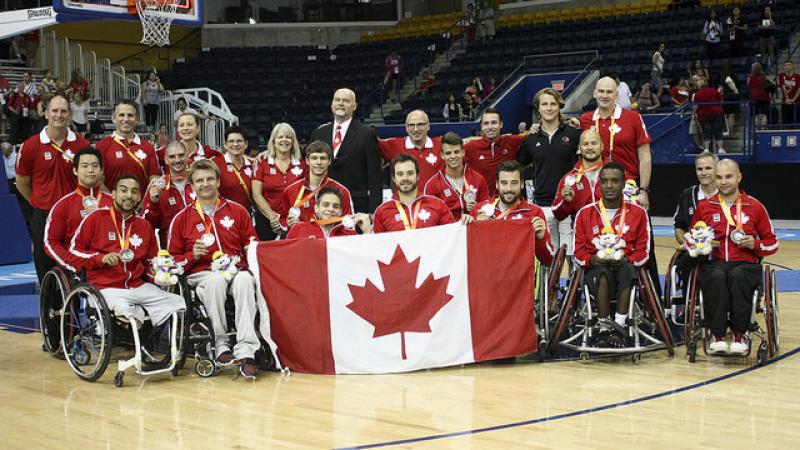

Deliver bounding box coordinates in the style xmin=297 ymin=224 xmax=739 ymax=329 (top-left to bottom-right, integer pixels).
xmin=729 ymin=333 xmax=749 ymax=355
xmin=709 ymin=335 xmax=729 ymax=354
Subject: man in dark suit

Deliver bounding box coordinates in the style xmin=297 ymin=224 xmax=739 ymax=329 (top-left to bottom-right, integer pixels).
xmin=310 ymin=88 xmax=382 ymax=213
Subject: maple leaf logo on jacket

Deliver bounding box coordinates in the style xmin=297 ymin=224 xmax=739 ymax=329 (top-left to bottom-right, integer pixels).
xmin=220 ymin=215 xmax=235 ymax=230
xmin=346 ymin=245 xmax=453 ymax=360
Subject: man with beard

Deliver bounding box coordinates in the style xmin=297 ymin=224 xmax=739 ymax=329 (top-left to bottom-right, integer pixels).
xmin=378 ymin=110 xmax=444 ymax=188
xmin=45 ymin=147 xmax=114 ymax=273
xmin=691 ymin=159 xmax=778 ymax=355
xmin=373 ymin=153 xmax=466 ymax=233
xmin=286 ymin=185 xmax=372 ymax=239
xmin=141 ymin=141 xmax=196 ymax=245
xmin=573 ymin=162 xmax=651 ymax=346
xmin=310 ymin=88 xmax=382 ymax=213
xmin=472 ymin=160 xmax=553 ymax=265
xmin=95 ymin=99 xmax=160 ymax=190
xmin=69 ymin=174 xmax=185 ymax=329
xmin=423 ymin=132 xmax=489 ymax=219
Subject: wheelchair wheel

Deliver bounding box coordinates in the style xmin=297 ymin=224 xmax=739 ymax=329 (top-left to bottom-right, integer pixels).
xmin=170 ymin=277 xmax=193 ymax=375
xmin=60 ymin=284 xmax=113 ymax=382
xmin=763 ymin=267 xmax=779 ymax=357
xmin=546 ymin=245 xmax=567 ymax=313
xmin=40 ymin=267 xmax=74 ymax=355
xmin=639 ymin=269 xmax=675 ymax=356
xmin=662 ymin=252 xmax=678 ymax=309
xmin=546 ymin=267 xmax=583 ymax=355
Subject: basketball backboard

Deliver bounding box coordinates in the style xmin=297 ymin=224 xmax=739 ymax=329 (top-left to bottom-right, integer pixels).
xmin=53 ymin=0 xmax=203 ymax=27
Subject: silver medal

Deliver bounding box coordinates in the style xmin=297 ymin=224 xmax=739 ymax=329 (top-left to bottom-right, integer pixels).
xmin=201 ymin=233 xmax=216 ymax=247
xmin=463 ymin=189 xmax=476 ymax=203
xmin=564 ymin=175 xmax=577 ymax=187
xmin=731 ymin=229 xmax=745 ymax=243
xmin=480 ymin=204 xmax=495 ymax=217
xmin=342 ymin=215 xmax=356 ymax=230
xmin=288 ymin=207 xmax=301 ymax=219
xmin=119 ymin=249 xmax=134 ymax=262
xmin=82 ymin=196 xmax=97 ymax=209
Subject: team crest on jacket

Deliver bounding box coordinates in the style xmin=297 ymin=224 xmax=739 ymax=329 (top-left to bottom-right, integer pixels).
xmin=244 ymin=167 xmax=252 ymax=177
xmin=129 ymin=234 xmax=143 ymax=249
xmin=135 ymin=149 xmax=147 ymax=160
xmin=189 ymin=191 xmax=197 ymax=200
xmin=221 ymin=215 xmax=235 ymax=230
xmin=712 ymin=213 xmax=720 ymax=223
xmin=511 ymin=213 xmax=523 ymax=220
xmin=425 ymin=153 xmax=438 ymax=165
xmin=63 ymin=149 xmax=75 ymax=161
xmin=115 ymin=151 xmax=123 ymax=158
xmin=195 ymin=223 xmax=205 ymax=232
xmin=611 ymin=123 xmax=622 ymax=134
xmin=291 ymin=165 xmax=303 ymax=176
xmin=168 ymin=196 xmax=177 ymax=205
xmin=444 ymin=188 xmax=452 ymax=197
xmin=561 ymin=136 xmax=570 ymax=144
xmin=108 ymin=232 xmax=116 ymax=240
xmin=418 ymin=209 xmax=431 ymax=222
xmin=44 ymin=151 xmax=52 ymax=160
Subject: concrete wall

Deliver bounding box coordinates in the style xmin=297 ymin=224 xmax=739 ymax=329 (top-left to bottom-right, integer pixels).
xmin=201 ymin=22 xmax=396 ymax=48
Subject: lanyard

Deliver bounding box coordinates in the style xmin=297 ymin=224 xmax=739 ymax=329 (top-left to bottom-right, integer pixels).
xmin=719 ymin=194 xmax=743 ymax=230
xmin=195 ymin=199 xmax=220 ymax=230
xmin=598 ymin=199 xmax=627 ymax=236
xmin=50 ymin=141 xmax=73 ymax=161
xmin=596 ymin=114 xmax=616 ymax=160
xmin=312 ymin=217 xmax=343 ymax=226
xmin=293 ymin=179 xmax=325 ymax=208
xmin=113 ymin=136 xmax=148 ymax=180
xmin=496 ymin=198 xmax=521 ymax=220
xmin=445 ymin=172 xmax=472 ymax=196
xmin=229 ymin=160 xmax=251 ymax=197
xmin=75 ymin=186 xmax=101 ymax=203
xmin=576 ymin=161 xmax=603 ymax=183
xmin=109 ymin=207 xmax=133 ymax=252
xmin=395 ymin=200 xmax=422 ymax=230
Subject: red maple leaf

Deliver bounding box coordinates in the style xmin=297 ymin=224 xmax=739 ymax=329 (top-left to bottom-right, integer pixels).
xmin=346 ymin=245 xmax=453 ymax=360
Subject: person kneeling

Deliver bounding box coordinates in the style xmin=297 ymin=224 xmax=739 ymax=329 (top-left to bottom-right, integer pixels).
xmin=573 ymin=162 xmax=651 ymax=347
xmin=168 ymin=159 xmax=261 ymax=379
xmin=286 ymin=185 xmax=371 ymax=239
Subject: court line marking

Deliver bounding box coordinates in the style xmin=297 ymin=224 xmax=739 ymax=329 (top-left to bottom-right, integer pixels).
xmin=337 ymin=345 xmax=800 ymax=450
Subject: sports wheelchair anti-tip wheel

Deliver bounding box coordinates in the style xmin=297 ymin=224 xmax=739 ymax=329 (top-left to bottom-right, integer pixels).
xmin=195 ymin=358 xmax=216 ymax=377
xmin=114 ymin=371 xmax=125 ymax=388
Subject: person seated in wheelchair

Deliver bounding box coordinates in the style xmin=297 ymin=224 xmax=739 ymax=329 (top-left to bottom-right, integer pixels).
xmin=68 ymin=174 xmax=186 ymax=333
xmin=286 ymin=185 xmax=371 ymax=239
xmin=690 ymin=159 xmax=778 ymax=355
xmin=167 ymin=159 xmax=260 ymax=379
xmin=45 ymin=147 xmax=114 ymax=274
xmin=573 ymin=162 xmax=651 ymax=346
xmin=672 ymin=152 xmax=718 ymax=290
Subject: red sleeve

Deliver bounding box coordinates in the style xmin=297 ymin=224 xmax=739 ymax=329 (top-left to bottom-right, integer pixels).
xmin=534 ymin=208 xmax=554 ymax=266
xmin=463 ymin=140 xmax=480 ymax=166
xmin=573 ymin=207 xmax=594 ymax=268
xmin=629 ymin=207 xmax=651 ymax=267
xmin=475 ymin=177 xmax=490 ymax=203
xmin=280 ymin=187 xmax=292 ymax=228
xmin=167 ymin=210 xmax=196 ymax=270
xmin=632 ymin=111 xmax=652 ymax=147
xmin=508 ymin=133 xmax=525 ymax=152
xmin=341 ymin=187 xmax=354 ymax=216
xmin=377 ymin=138 xmax=394 ymax=162
xmin=439 ymin=201 xmax=456 ymax=225
xmin=15 ymin=140 xmax=33 ymax=177
xmin=753 ymin=201 xmax=779 ymax=257
xmin=578 ymin=112 xmax=593 ymax=131
xmin=143 ymin=142 xmax=160 ymax=177
xmin=551 ymin=176 xmax=572 ymax=221
xmin=285 ymin=224 xmax=302 ymax=240
xmin=44 ymin=200 xmax=81 ymax=272
xmin=143 ymin=223 xmax=158 ymax=277
xmin=70 ymin=212 xmax=105 ymax=269
xmin=373 ymin=206 xmax=387 ymax=233
xmin=422 ymin=176 xmax=439 ymax=197
xmin=139 ymin=190 xmax=161 ymax=227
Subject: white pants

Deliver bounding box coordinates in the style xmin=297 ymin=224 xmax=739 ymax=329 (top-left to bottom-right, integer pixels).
xmin=540 ymin=206 xmax=574 ymax=255
xmin=187 ymin=270 xmax=259 ymax=360
xmin=100 ymin=283 xmax=186 ymax=327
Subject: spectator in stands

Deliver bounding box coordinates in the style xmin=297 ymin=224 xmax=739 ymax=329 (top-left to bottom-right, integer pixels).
xmin=612 ymin=73 xmax=632 ymax=110
xmin=41 ymin=69 xmax=56 ymax=94
xmin=726 ymin=6 xmax=747 ymax=58
xmin=748 ymin=62 xmax=773 ymax=126
xmin=22 ymin=72 xmax=36 ymax=98
xmin=668 ymin=0 xmax=699 ymax=9
xmin=383 ymin=51 xmax=403 ymax=103
xmin=689 ymin=60 xmax=709 ymax=84
xmin=3 ymin=141 xmax=15 ymax=193
xmin=758 ymin=6 xmax=777 ymax=68
xmin=465 ymin=76 xmax=482 ymax=104
xmin=651 ymin=43 xmax=666 ymax=98
xmin=719 ymin=65 xmax=740 ymax=136
xmin=483 ymin=76 xmax=497 ymax=98
xmin=670 ymin=78 xmax=691 ymax=108
xmin=464 ymin=96 xmax=478 ymax=120
xmin=172 ymin=97 xmax=207 ymax=124
xmin=692 ymin=77 xmax=725 ymax=154
xmin=688 ymin=76 xmax=704 ymax=151
xmin=778 ymin=60 xmax=800 ymax=124
xmin=30 ymin=84 xmax=45 ymax=134
xmin=412 ymin=71 xmax=435 ymax=98
xmin=67 ymin=69 xmax=90 ymax=100
xmin=70 ymin=92 xmax=90 ymax=135
xmin=157 ymin=123 xmax=169 ymax=148
xmin=464 ymin=3 xmax=478 ymax=43
xmin=55 ymin=81 xmax=67 ymax=98
xmin=633 ymin=81 xmax=661 ymax=112
xmin=6 ymin=82 xmax=30 ymax=145
xmin=477 ymin=1 xmax=496 ymax=40
xmin=140 ymin=71 xmax=164 ymax=133
xmin=443 ymin=93 xmax=465 ymax=120
xmin=703 ymin=10 xmax=723 ymax=61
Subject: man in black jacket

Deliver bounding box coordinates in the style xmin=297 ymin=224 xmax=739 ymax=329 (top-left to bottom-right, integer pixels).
xmin=310 ymin=88 xmax=382 ymax=213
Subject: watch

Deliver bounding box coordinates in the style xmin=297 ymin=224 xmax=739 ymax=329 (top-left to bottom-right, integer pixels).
xmin=640 ymin=186 xmax=650 ymax=193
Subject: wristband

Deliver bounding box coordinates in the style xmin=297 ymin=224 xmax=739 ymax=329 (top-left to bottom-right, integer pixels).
xmin=640 ymin=186 xmax=650 ymax=193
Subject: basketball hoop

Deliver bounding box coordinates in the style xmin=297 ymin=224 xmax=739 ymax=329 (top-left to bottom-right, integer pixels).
xmin=135 ymin=0 xmax=179 ymax=47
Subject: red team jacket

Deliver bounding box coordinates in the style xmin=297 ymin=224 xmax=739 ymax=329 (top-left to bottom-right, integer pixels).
xmin=551 ymin=161 xmax=605 ymax=221
xmin=140 ymin=177 xmax=196 ymax=243
xmin=423 ymin=167 xmax=490 ymax=219
xmin=464 ymin=134 xmax=525 ymax=196
xmin=156 ymin=142 xmax=223 ymax=169
xmin=378 ymin=136 xmax=444 ymax=188
xmin=286 ymin=221 xmax=358 ymax=240
xmin=579 ymin=106 xmax=651 ymax=181
xmin=44 ymin=186 xmax=114 ymax=272
xmin=470 ymin=198 xmax=554 ymax=265
xmin=95 ymin=133 xmax=160 ymax=190
xmin=69 ymin=208 xmax=158 ymax=290
xmin=373 ymin=194 xmax=455 ymax=233
xmin=213 ymin=153 xmax=254 ymax=210
xmin=690 ymin=192 xmax=778 ymax=263
xmin=573 ymin=200 xmax=651 ymax=269
xmin=280 ymin=176 xmax=353 ymax=227
xmin=167 ymin=199 xmax=257 ymax=274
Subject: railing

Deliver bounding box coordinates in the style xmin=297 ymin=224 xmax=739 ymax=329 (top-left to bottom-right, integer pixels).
xmin=158 ymin=88 xmax=239 ymax=150
xmin=360 ymin=13 xmax=466 ymax=121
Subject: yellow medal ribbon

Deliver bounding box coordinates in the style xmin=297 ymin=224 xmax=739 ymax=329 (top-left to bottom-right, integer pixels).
xmin=109 ymin=207 xmax=133 ymax=252
xmin=496 ymin=198 xmax=522 ymax=220
xmin=719 ymin=194 xmax=743 ymax=230
xmin=230 ymin=160 xmax=251 ymax=197
xmin=395 ymin=200 xmax=422 ymax=230
xmin=113 ymin=136 xmax=148 ymax=181
xmin=50 ymin=141 xmax=73 ymax=161
xmin=194 ymin=199 xmax=220 ymax=233
xmin=575 ymin=161 xmax=603 ymax=183
xmin=598 ymin=199 xmax=627 ymax=236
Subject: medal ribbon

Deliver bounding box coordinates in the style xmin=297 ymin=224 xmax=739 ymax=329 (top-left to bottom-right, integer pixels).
xmin=575 ymin=161 xmax=603 ymax=183
xmin=113 ymin=136 xmax=148 ymax=180
xmin=50 ymin=141 xmax=73 ymax=161
xmin=230 ymin=160 xmax=251 ymax=197
xmin=75 ymin=186 xmax=101 ymax=205
xmin=312 ymin=217 xmax=343 ymax=226
xmin=395 ymin=200 xmax=422 ymax=230
xmin=164 ymin=172 xmax=187 ymax=191
xmin=496 ymin=198 xmax=521 ymax=220
xmin=109 ymin=207 xmax=133 ymax=252
xmin=194 ymin=199 xmax=221 ymax=233
xmin=293 ymin=179 xmax=324 ymax=208
xmin=446 ymin=172 xmax=472 ymax=196
xmin=598 ymin=199 xmax=627 ymax=236
xmin=595 ymin=115 xmax=616 ymax=160
xmin=719 ymin=194 xmax=743 ymax=230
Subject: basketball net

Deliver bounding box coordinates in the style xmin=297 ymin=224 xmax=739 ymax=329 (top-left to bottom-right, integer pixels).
xmin=135 ymin=0 xmax=179 ymax=47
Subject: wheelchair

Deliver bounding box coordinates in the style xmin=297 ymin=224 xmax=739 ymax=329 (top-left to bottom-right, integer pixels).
xmin=544 ymin=262 xmax=675 ymax=362
xmin=39 ymin=267 xmax=190 ymax=387
xmin=680 ymin=262 xmax=779 ymax=365
xmin=533 ymin=244 xmax=568 ymax=359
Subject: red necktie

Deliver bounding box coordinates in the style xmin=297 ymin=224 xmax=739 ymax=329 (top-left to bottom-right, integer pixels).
xmin=333 ymin=125 xmax=342 ymax=154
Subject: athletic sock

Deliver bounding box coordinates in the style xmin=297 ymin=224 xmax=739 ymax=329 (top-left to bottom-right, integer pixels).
xmin=615 ymin=313 xmax=627 ymax=327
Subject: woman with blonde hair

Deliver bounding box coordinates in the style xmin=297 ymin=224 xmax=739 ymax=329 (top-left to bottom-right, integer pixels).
xmin=252 ymin=122 xmax=307 ymax=240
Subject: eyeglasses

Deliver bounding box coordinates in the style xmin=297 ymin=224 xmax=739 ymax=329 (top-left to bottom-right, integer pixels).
xmin=406 ymin=122 xmax=429 ymax=130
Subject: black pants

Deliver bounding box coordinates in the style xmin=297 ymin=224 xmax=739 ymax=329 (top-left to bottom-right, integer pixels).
xmin=8 ymin=179 xmax=32 ymax=230
xmin=144 ymin=104 xmax=159 ymax=128
xmin=31 ymin=207 xmax=56 ymax=281
xmin=781 ymin=103 xmax=798 ymax=124
xmin=644 ymin=212 xmax=662 ymax=298
xmin=254 ymin=209 xmax=279 ymax=241
xmin=700 ymin=261 xmax=761 ymax=337
xmin=674 ymin=250 xmax=698 ymax=293
xmin=584 ymin=262 xmax=638 ymax=299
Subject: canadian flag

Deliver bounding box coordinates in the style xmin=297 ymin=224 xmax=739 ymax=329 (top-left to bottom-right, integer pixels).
xmin=247 ymin=221 xmax=538 ymax=374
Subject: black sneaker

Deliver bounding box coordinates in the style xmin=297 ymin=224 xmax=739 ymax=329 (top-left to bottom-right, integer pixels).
xmin=240 ymin=358 xmax=258 ymax=380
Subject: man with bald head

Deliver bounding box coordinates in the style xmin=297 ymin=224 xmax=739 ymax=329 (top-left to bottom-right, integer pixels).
xmin=310 ymin=88 xmax=382 ymax=213
xmin=691 ymin=159 xmax=778 ymax=355
xmin=378 ymin=109 xmax=444 ymax=188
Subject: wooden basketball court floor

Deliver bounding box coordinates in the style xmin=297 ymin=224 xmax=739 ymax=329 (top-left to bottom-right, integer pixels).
xmin=1 ymin=237 xmax=798 ymax=450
